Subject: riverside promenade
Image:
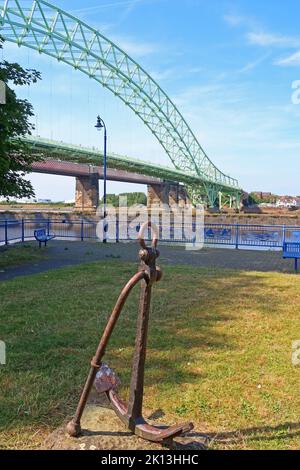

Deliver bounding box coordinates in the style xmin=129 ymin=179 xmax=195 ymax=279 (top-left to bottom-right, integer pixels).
xmin=0 ymin=240 xmax=294 ymax=282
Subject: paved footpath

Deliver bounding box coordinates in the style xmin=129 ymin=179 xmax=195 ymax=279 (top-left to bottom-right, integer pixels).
xmin=0 ymin=240 xmax=297 ymax=282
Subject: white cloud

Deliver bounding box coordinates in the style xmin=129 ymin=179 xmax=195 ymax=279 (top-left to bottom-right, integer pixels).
xmin=247 ymin=31 xmax=300 ymax=48
xmin=275 ymin=51 xmax=300 ymax=67
xmin=72 ymin=0 xmax=154 ymax=32
xmin=71 ymin=1 xmax=142 ymax=14
xmin=224 ymin=14 xmax=245 ymax=27
xmin=167 ymin=79 xmax=300 ymax=193
xmin=188 ymin=66 xmax=204 ymax=74
xmin=150 ymin=68 xmax=175 ymax=81
xmin=150 ymin=66 xmax=204 ymax=82
xmin=173 ymin=83 xmax=245 ymax=109
xmin=223 ymin=12 xmax=259 ymax=30
xmin=238 ymin=54 xmax=269 ymax=73
xmin=110 ymin=34 xmax=157 ymax=57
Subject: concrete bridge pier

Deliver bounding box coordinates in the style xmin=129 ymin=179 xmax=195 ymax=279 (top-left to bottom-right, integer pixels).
xmin=168 ymin=183 xmax=179 ymax=207
xmin=178 ymin=186 xmax=190 ymax=208
xmin=147 ymin=183 xmax=190 ymax=209
xmin=75 ymin=174 xmax=99 ymax=212
xmin=147 ymin=183 xmax=169 ymax=208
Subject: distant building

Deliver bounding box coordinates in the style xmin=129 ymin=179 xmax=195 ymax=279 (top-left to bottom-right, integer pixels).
xmin=259 ymin=203 xmax=277 ymax=208
xmin=37 ymin=199 xmax=52 ymax=204
xmin=247 ymin=191 xmax=277 ymax=207
xmin=19 ymin=198 xmax=37 ymax=204
xmin=276 ymin=196 xmax=300 ymax=208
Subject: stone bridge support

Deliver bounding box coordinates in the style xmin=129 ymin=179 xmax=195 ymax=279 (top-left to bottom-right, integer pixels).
xmin=75 ymin=175 xmax=99 ymax=212
xmin=178 ymin=185 xmax=190 ymax=208
xmin=147 ymin=183 xmax=190 ymax=209
xmin=74 ymin=178 xmax=190 ymax=213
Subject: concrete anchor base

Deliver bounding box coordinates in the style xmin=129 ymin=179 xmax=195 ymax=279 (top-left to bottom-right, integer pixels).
xmin=42 ymin=397 xmax=208 ymax=451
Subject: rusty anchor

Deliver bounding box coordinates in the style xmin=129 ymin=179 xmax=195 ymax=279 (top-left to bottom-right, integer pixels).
xmin=66 ymin=221 xmax=193 ymax=443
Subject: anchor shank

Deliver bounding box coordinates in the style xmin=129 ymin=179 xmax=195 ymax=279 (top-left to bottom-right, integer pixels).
xmin=127 ymin=278 xmax=152 ymax=424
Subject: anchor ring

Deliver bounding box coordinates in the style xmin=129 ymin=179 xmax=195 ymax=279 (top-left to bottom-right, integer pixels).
xmin=138 ymin=221 xmax=159 ymax=250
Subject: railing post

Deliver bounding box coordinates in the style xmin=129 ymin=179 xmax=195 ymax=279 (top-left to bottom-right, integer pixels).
xmin=47 ymin=218 xmax=50 ymax=236
xmin=235 ymin=224 xmax=239 ymax=250
xmin=159 ymin=213 xmax=162 ymax=241
xmin=5 ymin=220 xmax=8 ymax=246
xmin=282 ymin=224 xmax=286 ymax=248
xmin=116 ymin=215 xmax=119 ymax=243
xmin=81 ymin=219 xmax=84 ymax=242
xmin=21 ymin=219 xmax=25 ymax=243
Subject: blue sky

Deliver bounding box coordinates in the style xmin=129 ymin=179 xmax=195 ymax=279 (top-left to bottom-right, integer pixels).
xmin=3 ymin=0 xmax=300 ymax=199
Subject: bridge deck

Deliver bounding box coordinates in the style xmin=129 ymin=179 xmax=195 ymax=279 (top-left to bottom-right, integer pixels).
xmin=22 ymin=136 xmax=241 ymax=193
xmin=31 ymin=160 xmax=163 ymax=185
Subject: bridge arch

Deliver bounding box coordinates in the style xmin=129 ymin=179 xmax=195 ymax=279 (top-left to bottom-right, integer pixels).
xmin=0 ymin=0 xmax=241 ymax=206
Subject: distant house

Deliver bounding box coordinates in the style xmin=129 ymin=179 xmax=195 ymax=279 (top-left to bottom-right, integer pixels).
xmin=276 ymin=196 xmax=300 ymax=208
xmin=259 ymin=203 xmax=277 ymax=208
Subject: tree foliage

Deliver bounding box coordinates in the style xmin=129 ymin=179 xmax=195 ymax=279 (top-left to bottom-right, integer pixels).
xmin=0 ymin=37 xmax=41 ymax=198
xmin=248 ymin=192 xmax=277 ymax=205
xmin=100 ymin=192 xmax=147 ymax=207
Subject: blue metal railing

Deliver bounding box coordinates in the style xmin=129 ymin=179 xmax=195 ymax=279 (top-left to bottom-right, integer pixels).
xmin=0 ymin=218 xmax=299 ymax=250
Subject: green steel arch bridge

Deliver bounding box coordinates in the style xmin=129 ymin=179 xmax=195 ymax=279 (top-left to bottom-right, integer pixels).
xmin=21 ymin=135 xmax=242 ymax=208
xmin=0 ymin=0 xmax=242 ymax=208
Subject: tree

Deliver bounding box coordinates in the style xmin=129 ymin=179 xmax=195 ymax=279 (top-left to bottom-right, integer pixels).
xmin=100 ymin=192 xmax=147 ymax=207
xmin=248 ymin=192 xmax=276 ymax=206
xmin=120 ymin=192 xmax=147 ymax=206
xmin=0 ymin=37 xmax=41 ymax=199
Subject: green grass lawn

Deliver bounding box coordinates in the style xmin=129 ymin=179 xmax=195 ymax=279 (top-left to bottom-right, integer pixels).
xmin=0 ymin=244 xmax=47 ymax=270
xmin=1 ymin=259 xmax=300 ymax=450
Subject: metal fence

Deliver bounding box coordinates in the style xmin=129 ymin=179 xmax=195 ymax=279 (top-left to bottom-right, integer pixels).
xmin=1 ymin=218 xmax=300 ymax=250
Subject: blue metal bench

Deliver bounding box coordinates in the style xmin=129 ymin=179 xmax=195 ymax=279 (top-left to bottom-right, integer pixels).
xmin=283 ymin=242 xmax=300 ymax=272
xmin=205 ymin=228 xmax=215 ymax=239
xmin=34 ymin=228 xmax=55 ymax=248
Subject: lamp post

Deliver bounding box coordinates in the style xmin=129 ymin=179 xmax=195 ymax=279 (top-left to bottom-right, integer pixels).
xmin=95 ymin=115 xmax=107 ymax=242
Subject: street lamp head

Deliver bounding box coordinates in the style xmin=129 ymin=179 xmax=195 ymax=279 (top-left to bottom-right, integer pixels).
xmin=95 ymin=115 xmax=104 ymax=131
